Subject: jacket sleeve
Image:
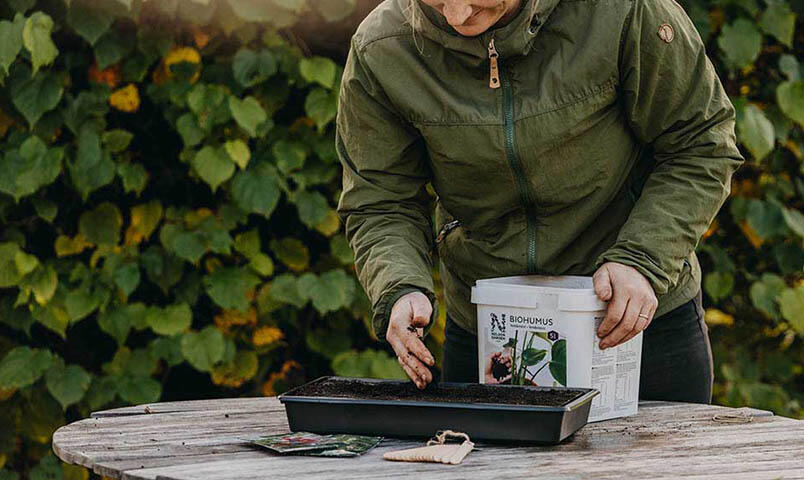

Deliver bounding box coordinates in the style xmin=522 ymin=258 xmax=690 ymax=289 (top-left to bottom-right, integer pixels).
xmin=335 ymin=37 xmax=438 ymax=342
xmin=595 ymin=0 xmax=745 ymax=295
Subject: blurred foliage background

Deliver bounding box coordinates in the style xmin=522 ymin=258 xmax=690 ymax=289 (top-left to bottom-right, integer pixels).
xmin=0 ymin=0 xmax=800 ymax=478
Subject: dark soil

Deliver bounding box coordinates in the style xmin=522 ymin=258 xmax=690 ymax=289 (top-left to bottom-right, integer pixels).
xmin=287 ymin=377 xmax=586 ymax=407
xmin=491 ymin=357 xmax=511 ymax=381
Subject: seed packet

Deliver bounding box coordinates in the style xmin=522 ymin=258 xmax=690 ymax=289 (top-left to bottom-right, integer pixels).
xmin=247 ymin=432 xmax=383 ymax=457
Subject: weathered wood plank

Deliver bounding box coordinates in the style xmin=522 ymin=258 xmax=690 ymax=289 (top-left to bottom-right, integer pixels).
xmin=53 ymin=398 xmax=804 ymax=480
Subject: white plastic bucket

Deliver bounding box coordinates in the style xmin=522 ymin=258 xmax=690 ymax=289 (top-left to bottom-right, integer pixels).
xmin=470 ymin=274 xmax=643 ymax=422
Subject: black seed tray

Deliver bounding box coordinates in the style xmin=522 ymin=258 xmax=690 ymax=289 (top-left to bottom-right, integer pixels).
xmin=278 ymin=376 xmax=599 ymax=444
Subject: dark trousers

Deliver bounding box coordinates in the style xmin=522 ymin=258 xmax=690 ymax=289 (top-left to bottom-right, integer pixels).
xmin=441 ymin=289 xmax=714 ymax=403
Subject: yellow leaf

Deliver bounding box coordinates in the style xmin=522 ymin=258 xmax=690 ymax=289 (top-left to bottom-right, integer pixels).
xmin=313 ymin=209 xmax=341 ymax=237
xmin=55 ymin=234 xmax=92 ymax=257
xmin=739 ymin=221 xmax=763 ymax=249
xmin=702 ymin=219 xmax=718 ymax=240
xmin=705 ymin=308 xmax=734 ymax=327
xmin=211 ymin=350 xmax=258 ymax=388
xmin=214 ymin=307 xmax=257 ymax=330
xmin=185 ymin=208 xmax=214 ymax=228
xmin=125 ymin=201 xmax=163 ymax=246
xmin=0 ymin=453 xmax=5 ymax=469
xmin=252 ymin=325 xmax=284 ymax=347
xmin=164 ymin=46 xmax=201 ymax=83
xmin=0 ymin=387 xmax=15 ymax=401
xmin=109 ymin=84 xmax=140 ymax=113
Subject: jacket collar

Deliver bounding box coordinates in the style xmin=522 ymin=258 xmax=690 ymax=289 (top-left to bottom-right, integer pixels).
xmin=406 ymin=0 xmax=562 ymax=62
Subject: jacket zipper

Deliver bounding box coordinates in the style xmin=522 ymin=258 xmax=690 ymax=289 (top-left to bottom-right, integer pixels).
xmin=490 ymin=38 xmax=537 ymax=274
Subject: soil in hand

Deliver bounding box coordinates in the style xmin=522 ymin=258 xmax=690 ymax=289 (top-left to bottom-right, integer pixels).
xmin=290 ymin=378 xmax=585 ymax=407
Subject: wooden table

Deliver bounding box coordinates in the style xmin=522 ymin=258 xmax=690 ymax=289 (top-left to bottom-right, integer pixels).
xmin=52 ymin=397 xmax=804 ymax=480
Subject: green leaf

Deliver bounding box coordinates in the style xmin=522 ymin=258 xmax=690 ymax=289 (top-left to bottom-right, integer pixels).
xmin=232 ymin=48 xmax=277 ymax=87
xmin=549 ymin=339 xmax=567 ymax=386
xmin=0 ymin=136 xmax=63 ymax=202
xmin=11 ymin=71 xmax=64 ymax=127
xmin=28 ymin=263 xmax=58 ymax=305
xmin=746 ymin=199 xmax=786 ymax=239
xmin=330 ymin=235 xmax=354 ymax=265
xmin=305 ymin=87 xmax=337 ymax=132
xmin=192 ymin=146 xmax=234 ymax=192
xmin=778 ymin=286 xmax=804 ymax=334
xmin=298 ymin=269 xmax=355 ymax=314
xmin=781 ymin=207 xmax=804 ymax=238
xmin=0 ymin=347 xmax=53 ymax=389
xmin=331 ymin=349 xmax=406 ymax=380
xmin=187 ymin=84 xmax=230 ymax=130
xmin=228 ymin=95 xmax=267 ymax=137
xmin=271 ymin=237 xmax=309 ymax=271
xmin=181 ymin=326 xmax=225 ymax=372
xmin=102 ymin=129 xmax=134 ymax=153
xmin=45 ymin=364 xmax=91 ymax=409
xmin=224 ymin=139 xmax=250 ymax=169
xmin=759 ymin=1 xmax=796 ymax=47
xmin=147 ymin=302 xmax=192 ymax=336
xmin=299 ymin=56 xmax=337 ymax=89
xmin=737 ymin=104 xmax=775 ymax=161
xmin=117 ymin=375 xmax=162 ymax=404
xmin=176 ymin=113 xmax=205 ymax=148
xmin=71 ymin=125 xmax=116 ymax=200
xmin=150 ymin=336 xmax=184 ymax=366
xmin=23 ymin=12 xmax=58 ymax=74
xmin=269 ymin=273 xmax=307 ymax=308
xmin=779 ymin=54 xmax=800 ymax=81
xmin=117 ymin=162 xmax=148 ymax=195
xmin=68 ymin=0 xmax=114 ymax=45
xmin=94 ymin=30 xmax=129 ymax=70
xmin=98 ymin=304 xmax=144 ymax=345
xmin=231 ymin=161 xmax=282 ymax=217
xmin=717 ymin=18 xmax=762 ymax=70
xmin=0 ymin=243 xmax=26 ymax=287
xmin=293 ymin=190 xmax=329 ymax=228
xmin=0 ymin=14 xmax=25 ymax=77
xmin=32 ymin=302 xmax=70 ymax=338
xmin=113 ymin=262 xmax=140 ymax=296
xmin=203 ymin=267 xmax=261 ymax=311
xmin=79 ymin=202 xmax=122 ymax=245
xmin=521 ymin=348 xmax=547 ymax=367
xmin=272 ymin=140 xmax=306 ymax=173
xmin=704 ymin=271 xmax=735 ymax=302
xmin=750 ymin=273 xmax=786 ymax=318
xmin=777 ymin=80 xmax=804 ymax=129
xmin=33 ymin=197 xmax=58 ymax=222
xmin=311 ymin=0 xmax=356 ymax=22
xmin=84 ymin=375 xmax=118 ymax=410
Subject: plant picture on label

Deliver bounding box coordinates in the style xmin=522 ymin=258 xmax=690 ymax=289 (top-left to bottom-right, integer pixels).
xmin=487 ymin=330 xmax=566 ymax=386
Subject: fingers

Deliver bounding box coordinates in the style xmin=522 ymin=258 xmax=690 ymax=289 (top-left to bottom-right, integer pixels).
xmin=597 ymin=290 xmax=626 ymax=339
xmin=410 ymin=296 xmax=433 ymax=328
xmin=593 ymin=266 xmax=613 ymax=301
xmin=396 ymin=355 xmax=428 ymax=389
xmin=620 ymin=302 xmax=656 ymax=345
xmin=600 ymin=298 xmax=639 ymax=349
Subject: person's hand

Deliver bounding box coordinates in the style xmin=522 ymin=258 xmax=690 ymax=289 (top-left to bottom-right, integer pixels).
xmin=484 ymin=350 xmax=512 ymax=384
xmin=593 ymin=262 xmax=658 ymax=350
xmin=387 ymin=290 xmax=435 ymax=389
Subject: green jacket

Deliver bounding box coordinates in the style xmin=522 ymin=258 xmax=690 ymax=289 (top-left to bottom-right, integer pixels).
xmin=335 ymin=0 xmax=744 ymax=341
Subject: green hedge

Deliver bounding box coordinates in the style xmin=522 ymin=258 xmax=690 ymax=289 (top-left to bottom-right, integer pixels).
xmin=0 ymin=0 xmax=801 ymax=478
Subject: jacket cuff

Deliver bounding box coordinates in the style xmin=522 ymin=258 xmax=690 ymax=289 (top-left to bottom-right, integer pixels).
xmin=373 ymin=284 xmax=438 ymax=342
xmin=594 ymin=248 xmax=671 ymax=296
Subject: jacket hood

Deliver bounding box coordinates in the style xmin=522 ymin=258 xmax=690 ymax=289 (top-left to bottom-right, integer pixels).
xmin=404 ymin=0 xmax=562 ymax=61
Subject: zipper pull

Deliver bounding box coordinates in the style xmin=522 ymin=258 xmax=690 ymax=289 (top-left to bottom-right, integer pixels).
xmin=488 ymin=38 xmax=500 ymax=89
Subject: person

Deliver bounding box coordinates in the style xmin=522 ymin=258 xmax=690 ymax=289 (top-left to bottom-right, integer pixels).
xmin=335 ymin=0 xmax=744 ymax=403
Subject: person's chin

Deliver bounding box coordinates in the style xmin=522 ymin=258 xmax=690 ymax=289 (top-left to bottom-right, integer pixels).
xmin=452 ymin=15 xmax=504 ymax=37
